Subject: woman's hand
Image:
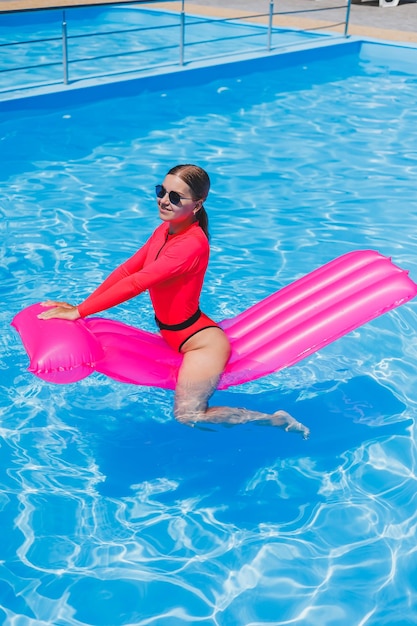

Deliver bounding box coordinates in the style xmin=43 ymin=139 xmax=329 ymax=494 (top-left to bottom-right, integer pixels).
xmin=37 ymin=301 xmax=81 ymax=321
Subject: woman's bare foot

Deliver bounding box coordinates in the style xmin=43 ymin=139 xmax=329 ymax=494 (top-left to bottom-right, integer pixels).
xmin=271 ymin=410 xmax=310 ymax=439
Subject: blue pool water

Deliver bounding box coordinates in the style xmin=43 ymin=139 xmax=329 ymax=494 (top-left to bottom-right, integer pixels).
xmin=2 ymin=11 xmax=417 ymax=626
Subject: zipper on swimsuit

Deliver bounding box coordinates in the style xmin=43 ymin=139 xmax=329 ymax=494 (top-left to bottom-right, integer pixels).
xmin=155 ymin=231 xmax=170 ymax=260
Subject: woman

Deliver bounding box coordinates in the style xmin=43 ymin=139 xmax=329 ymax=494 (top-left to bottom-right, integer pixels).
xmin=39 ymin=164 xmax=309 ymax=438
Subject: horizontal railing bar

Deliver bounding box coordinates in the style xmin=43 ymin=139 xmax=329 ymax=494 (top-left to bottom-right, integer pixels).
xmin=60 ymin=57 xmax=188 ymax=84
xmin=274 ymin=6 xmax=348 ymax=17
xmin=68 ymin=21 xmax=179 ymax=41
xmin=299 ymin=21 xmax=347 ymax=32
xmin=0 ymin=36 xmax=61 ymax=47
xmin=0 ymin=21 xmax=180 ymax=50
xmin=192 ymin=13 xmax=270 ymax=25
xmin=65 ymin=42 xmax=179 ymax=65
xmin=0 ymin=81 xmax=63 ymax=94
xmin=149 ymin=9 xmax=348 ymax=35
xmin=0 ymin=61 xmax=61 ymax=73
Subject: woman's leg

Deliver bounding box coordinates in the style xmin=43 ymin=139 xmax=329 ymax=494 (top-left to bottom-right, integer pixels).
xmin=174 ymin=328 xmax=310 ymax=438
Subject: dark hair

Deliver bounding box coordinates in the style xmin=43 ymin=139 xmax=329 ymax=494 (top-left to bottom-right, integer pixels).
xmin=168 ymin=164 xmax=210 ymax=239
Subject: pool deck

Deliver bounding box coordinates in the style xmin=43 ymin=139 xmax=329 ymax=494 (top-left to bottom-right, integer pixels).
xmin=1 ymin=0 xmax=416 ymax=44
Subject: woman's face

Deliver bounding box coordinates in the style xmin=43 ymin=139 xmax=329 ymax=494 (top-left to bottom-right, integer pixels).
xmin=156 ymin=174 xmax=200 ymax=232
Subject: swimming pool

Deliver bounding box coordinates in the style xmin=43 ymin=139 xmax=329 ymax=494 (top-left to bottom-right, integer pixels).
xmin=2 ymin=9 xmax=417 ymax=626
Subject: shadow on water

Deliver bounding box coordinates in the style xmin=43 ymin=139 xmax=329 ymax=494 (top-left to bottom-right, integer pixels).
xmin=87 ymin=374 xmax=408 ymax=527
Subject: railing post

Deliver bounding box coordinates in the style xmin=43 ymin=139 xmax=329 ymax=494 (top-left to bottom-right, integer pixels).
xmin=267 ymin=0 xmax=274 ymax=52
xmin=62 ymin=10 xmax=69 ymax=84
xmin=344 ymin=0 xmax=352 ymax=37
xmin=179 ymin=0 xmax=185 ymax=66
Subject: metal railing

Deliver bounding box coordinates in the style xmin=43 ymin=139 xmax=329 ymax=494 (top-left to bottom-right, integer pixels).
xmin=0 ymin=0 xmax=352 ymax=94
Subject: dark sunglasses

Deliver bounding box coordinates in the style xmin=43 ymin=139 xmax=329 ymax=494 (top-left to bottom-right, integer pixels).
xmin=155 ymin=184 xmax=192 ymax=206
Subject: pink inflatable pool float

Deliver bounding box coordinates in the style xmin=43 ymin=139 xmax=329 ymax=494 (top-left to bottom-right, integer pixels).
xmin=12 ymin=250 xmax=417 ymax=390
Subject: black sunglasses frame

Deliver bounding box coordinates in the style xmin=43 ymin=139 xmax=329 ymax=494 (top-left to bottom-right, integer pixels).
xmin=155 ymin=184 xmax=193 ymax=206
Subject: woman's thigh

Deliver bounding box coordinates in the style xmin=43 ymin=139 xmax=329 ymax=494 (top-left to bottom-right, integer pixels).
xmin=180 ymin=327 xmax=230 ymax=381
xmin=174 ymin=328 xmax=231 ymax=421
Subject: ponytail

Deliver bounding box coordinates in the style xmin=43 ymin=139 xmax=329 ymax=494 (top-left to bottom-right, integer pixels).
xmin=196 ymin=205 xmax=209 ymax=240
